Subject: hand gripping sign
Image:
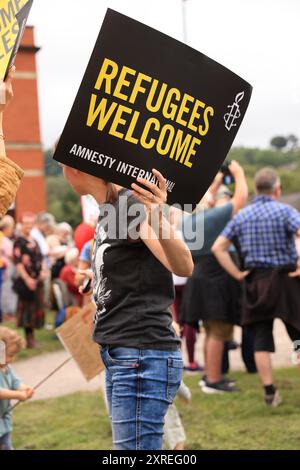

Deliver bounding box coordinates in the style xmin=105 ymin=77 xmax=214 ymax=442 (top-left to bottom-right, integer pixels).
xmin=54 ymin=9 xmax=252 ymax=210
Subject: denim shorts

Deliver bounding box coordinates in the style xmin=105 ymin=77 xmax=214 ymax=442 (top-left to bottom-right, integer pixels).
xmin=100 ymin=346 xmax=183 ymax=450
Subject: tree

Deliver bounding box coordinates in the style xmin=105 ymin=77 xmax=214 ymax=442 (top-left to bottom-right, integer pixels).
xmin=44 ymin=148 xmax=62 ymax=177
xmin=287 ymin=134 xmax=299 ymax=151
xmin=270 ymin=136 xmax=288 ymax=151
xmin=46 ymin=175 xmax=81 ymax=227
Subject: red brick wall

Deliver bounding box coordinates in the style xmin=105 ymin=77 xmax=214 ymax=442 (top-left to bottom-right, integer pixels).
xmin=4 ymin=26 xmax=46 ymax=220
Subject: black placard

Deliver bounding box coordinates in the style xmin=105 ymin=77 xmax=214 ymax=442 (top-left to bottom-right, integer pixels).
xmin=54 ymin=9 xmax=252 ymax=209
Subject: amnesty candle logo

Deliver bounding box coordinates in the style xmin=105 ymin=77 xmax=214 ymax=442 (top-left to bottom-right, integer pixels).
xmin=0 ymin=0 xmax=33 ymax=81
xmin=224 ymin=91 xmax=245 ymax=131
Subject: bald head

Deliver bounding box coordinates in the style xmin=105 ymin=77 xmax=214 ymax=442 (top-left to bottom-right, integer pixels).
xmin=254 ymin=167 xmax=281 ymax=195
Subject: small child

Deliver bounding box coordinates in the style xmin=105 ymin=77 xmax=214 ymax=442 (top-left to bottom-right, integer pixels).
xmin=0 ymin=327 xmax=34 ymax=450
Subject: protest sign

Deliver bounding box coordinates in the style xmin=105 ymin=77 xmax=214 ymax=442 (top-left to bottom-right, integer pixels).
xmin=0 ymin=0 xmax=34 ymax=81
xmin=56 ymin=302 xmax=103 ymax=381
xmin=54 ymin=9 xmax=252 ymax=208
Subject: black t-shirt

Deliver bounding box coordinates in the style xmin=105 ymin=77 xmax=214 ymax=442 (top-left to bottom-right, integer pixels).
xmin=92 ymin=188 xmax=180 ymax=350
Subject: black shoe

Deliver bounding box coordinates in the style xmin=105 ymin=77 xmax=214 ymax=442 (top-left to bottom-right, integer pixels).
xmin=199 ymin=375 xmax=236 ymax=388
xmin=227 ymin=340 xmax=240 ymax=350
xmin=201 ymin=379 xmax=239 ymax=394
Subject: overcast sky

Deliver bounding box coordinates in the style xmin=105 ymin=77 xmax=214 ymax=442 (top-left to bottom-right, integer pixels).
xmin=28 ymin=0 xmax=300 ymax=149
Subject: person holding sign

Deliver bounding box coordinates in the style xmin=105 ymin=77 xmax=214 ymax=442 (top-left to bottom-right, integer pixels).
xmin=62 ymin=163 xmax=193 ymax=450
xmin=0 ymin=66 xmax=23 ymax=218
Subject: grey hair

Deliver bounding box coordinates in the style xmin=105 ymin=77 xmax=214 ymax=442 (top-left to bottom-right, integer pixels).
xmin=0 ymin=215 xmax=15 ymax=231
xmin=254 ymin=167 xmax=280 ymax=194
xmin=36 ymin=212 xmax=56 ymax=227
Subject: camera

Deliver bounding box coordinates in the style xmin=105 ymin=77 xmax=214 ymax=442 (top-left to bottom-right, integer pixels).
xmin=220 ymin=161 xmax=234 ymax=185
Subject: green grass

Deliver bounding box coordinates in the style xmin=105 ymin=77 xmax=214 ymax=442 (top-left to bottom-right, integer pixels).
xmin=2 ymin=311 xmax=63 ymax=361
xmin=12 ymin=368 xmax=300 ymax=450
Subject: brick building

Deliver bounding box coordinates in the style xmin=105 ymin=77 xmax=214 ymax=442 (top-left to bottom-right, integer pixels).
xmin=5 ymin=26 xmax=46 ymax=220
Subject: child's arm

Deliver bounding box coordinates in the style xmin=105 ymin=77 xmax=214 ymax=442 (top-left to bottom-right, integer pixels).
xmin=133 ymin=169 xmax=193 ymax=277
xmin=18 ymin=384 xmax=34 ymax=399
xmin=0 ymin=388 xmax=28 ymax=401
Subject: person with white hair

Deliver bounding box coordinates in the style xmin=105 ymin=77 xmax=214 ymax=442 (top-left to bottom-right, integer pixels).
xmin=56 ymin=222 xmax=73 ymax=246
xmin=31 ymin=212 xmax=56 ymax=261
xmin=59 ymin=247 xmax=82 ymax=306
xmin=47 ymin=222 xmax=74 ymax=280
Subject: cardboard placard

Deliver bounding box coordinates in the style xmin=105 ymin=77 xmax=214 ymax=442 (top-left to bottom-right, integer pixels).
xmin=0 ymin=0 xmax=34 ymax=81
xmin=54 ymin=9 xmax=252 ymax=209
xmin=56 ymin=303 xmax=103 ymax=381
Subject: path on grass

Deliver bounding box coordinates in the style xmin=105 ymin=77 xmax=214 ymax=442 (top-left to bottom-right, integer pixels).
xmin=12 ymin=320 xmax=293 ymax=402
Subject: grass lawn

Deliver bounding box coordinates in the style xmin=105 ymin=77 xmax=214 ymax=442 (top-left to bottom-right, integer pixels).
xmin=12 ymin=367 xmax=300 ymax=450
xmin=2 ymin=311 xmax=63 ymax=361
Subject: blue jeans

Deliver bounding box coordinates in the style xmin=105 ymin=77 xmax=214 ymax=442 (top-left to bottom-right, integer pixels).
xmin=0 ymin=433 xmax=13 ymax=450
xmin=100 ymin=346 xmax=183 ymax=450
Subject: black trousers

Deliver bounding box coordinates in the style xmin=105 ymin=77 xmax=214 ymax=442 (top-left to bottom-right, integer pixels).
xmin=222 ymin=328 xmax=257 ymax=374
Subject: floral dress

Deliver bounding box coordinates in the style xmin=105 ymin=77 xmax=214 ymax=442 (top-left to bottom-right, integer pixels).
xmin=13 ymin=236 xmax=44 ymax=329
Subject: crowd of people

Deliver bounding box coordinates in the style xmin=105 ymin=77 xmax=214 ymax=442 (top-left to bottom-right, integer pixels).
xmin=1 ymin=162 xmax=300 ymax=450
xmin=1 ymin=67 xmax=300 ymax=452
xmin=0 ymin=211 xmax=97 ymax=346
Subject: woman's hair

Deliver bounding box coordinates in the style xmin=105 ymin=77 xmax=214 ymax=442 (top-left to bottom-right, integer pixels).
xmin=64 ymin=247 xmax=79 ymax=265
xmin=0 ymin=326 xmax=25 ymax=353
xmin=0 ymin=214 xmax=15 ymax=231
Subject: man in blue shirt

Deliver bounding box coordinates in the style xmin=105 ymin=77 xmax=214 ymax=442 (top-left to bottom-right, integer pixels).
xmin=213 ymin=167 xmax=300 ymax=406
xmin=181 ymin=161 xmax=253 ymax=394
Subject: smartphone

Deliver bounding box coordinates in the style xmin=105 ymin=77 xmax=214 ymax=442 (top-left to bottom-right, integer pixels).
xmin=82 ymin=277 xmax=92 ymax=294
xmin=220 ymin=161 xmax=234 ymax=186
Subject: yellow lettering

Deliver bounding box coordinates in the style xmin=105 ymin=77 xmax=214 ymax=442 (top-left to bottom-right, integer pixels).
xmin=184 ymin=137 xmax=201 ymax=168
xmin=156 ymin=125 xmax=175 ymax=156
xmin=129 ymin=72 xmax=152 ymax=104
xmin=170 ymin=130 xmax=192 ymax=163
xmin=94 ymin=58 xmax=118 ymax=93
xmin=199 ymin=106 xmax=214 ymax=136
xmin=162 ymin=88 xmax=181 ymax=120
xmin=125 ymin=110 xmax=140 ymax=144
xmin=176 ymin=93 xmax=195 ymax=126
xmin=86 ymin=95 xmax=117 ymax=130
xmin=109 ymin=105 xmax=132 ymax=139
xmin=140 ymin=118 xmax=160 ymax=149
xmin=146 ymin=80 xmax=168 ymax=113
xmin=113 ymin=65 xmax=136 ymax=101
xmin=188 ymin=99 xmax=206 ymax=132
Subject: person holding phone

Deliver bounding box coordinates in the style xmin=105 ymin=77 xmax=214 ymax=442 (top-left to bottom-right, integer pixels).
xmin=180 ymin=161 xmax=250 ymax=393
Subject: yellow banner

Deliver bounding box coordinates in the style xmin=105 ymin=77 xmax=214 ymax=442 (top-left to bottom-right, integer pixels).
xmin=0 ymin=0 xmax=30 ymax=80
